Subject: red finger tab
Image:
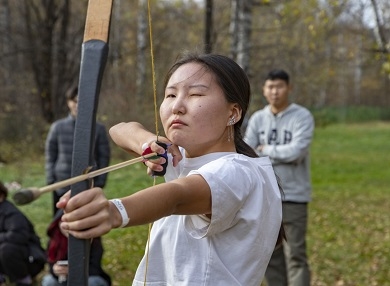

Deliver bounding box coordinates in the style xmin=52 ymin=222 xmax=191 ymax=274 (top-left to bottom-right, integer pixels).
xmin=141 ymin=146 xmax=159 ymax=161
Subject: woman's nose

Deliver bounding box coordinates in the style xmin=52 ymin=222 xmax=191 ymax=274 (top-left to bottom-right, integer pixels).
xmin=171 ymin=96 xmax=186 ymax=114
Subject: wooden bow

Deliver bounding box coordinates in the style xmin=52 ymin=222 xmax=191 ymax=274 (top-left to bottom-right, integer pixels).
xmin=67 ymin=1 xmax=113 ymax=285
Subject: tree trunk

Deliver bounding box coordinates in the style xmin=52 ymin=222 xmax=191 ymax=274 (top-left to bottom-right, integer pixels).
xmin=229 ymin=0 xmax=239 ymax=60
xmin=370 ymin=0 xmax=388 ymax=53
xmin=230 ymin=0 xmax=252 ymax=74
xmin=23 ymin=0 xmax=54 ymax=122
xmin=136 ymin=0 xmax=147 ymax=113
xmin=0 ymin=0 xmax=11 ymax=85
xmin=52 ymin=0 xmax=71 ymax=117
xmin=204 ymin=0 xmax=213 ymax=53
xmin=21 ymin=0 xmax=82 ymax=123
xmin=111 ymin=0 xmax=122 ymax=93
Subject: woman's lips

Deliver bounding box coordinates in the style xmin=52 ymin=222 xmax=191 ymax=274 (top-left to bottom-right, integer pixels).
xmin=171 ymin=119 xmax=186 ymax=127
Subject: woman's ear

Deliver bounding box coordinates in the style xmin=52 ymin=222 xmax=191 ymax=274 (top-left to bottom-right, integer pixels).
xmin=230 ymin=104 xmax=242 ymax=124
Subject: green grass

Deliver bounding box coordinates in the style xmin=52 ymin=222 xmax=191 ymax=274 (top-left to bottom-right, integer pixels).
xmin=308 ymin=122 xmax=390 ymax=286
xmin=1 ymin=121 xmax=390 ymax=285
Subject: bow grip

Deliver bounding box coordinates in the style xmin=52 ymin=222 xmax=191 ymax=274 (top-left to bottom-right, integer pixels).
xmin=142 ymin=141 xmax=168 ymax=176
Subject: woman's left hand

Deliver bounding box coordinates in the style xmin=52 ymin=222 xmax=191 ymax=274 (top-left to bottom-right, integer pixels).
xmin=57 ymin=188 xmax=113 ymax=239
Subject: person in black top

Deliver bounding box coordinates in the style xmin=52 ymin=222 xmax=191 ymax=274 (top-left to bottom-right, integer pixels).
xmin=0 ymin=181 xmax=45 ymax=286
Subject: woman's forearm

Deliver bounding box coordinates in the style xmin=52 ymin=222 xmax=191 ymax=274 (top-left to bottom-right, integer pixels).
xmin=109 ymin=122 xmax=157 ymax=156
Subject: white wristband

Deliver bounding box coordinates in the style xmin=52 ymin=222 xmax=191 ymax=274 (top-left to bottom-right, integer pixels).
xmin=110 ymin=199 xmax=129 ymax=228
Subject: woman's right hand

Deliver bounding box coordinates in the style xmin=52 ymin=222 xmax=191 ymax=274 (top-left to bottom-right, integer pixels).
xmin=142 ymin=139 xmax=182 ymax=176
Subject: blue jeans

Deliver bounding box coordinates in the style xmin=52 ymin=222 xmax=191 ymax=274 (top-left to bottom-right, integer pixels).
xmin=41 ymin=274 xmax=109 ymax=286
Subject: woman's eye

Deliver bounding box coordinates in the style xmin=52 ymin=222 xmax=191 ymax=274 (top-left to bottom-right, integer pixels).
xmin=190 ymin=93 xmax=202 ymax=97
xmin=165 ymin=94 xmax=176 ymax=98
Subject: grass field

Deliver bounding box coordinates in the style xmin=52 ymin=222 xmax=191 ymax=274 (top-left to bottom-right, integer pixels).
xmin=308 ymin=122 xmax=390 ymax=286
xmin=1 ymin=122 xmax=389 ymax=285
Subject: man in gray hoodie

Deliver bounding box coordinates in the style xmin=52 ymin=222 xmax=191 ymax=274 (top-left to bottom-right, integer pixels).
xmin=244 ymin=69 xmax=314 ymax=286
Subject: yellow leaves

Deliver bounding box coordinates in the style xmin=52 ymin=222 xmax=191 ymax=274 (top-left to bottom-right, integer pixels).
xmin=381 ymin=59 xmax=390 ymax=76
xmin=259 ymin=0 xmax=271 ymax=4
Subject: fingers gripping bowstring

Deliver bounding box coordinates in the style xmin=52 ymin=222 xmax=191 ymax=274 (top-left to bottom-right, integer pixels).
xmin=144 ymin=1 xmax=159 ymax=284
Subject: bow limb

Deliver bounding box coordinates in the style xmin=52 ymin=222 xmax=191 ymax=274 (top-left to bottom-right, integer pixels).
xmin=68 ymin=1 xmax=113 ymax=285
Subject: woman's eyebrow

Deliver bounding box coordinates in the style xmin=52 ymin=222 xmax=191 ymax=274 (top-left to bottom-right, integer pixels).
xmin=188 ymin=84 xmax=209 ymax=89
xmin=166 ymin=83 xmax=209 ymax=90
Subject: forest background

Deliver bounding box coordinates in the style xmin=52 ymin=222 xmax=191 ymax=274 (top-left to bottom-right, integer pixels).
xmin=0 ymin=0 xmax=390 ymax=285
xmin=1 ymin=0 xmax=390 ymax=161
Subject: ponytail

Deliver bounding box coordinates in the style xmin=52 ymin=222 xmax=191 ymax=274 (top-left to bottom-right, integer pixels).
xmin=234 ymin=126 xmax=257 ymax=158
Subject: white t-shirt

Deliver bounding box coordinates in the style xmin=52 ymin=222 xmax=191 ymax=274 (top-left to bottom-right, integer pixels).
xmin=133 ymin=151 xmax=282 ymax=286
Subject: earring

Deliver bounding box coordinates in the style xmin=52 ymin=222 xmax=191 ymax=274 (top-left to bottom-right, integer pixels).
xmin=227 ymin=116 xmax=235 ymax=142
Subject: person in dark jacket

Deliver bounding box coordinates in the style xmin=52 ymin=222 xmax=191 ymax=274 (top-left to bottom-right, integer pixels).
xmin=45 ymin=86 xmax=111 ymax=216
xmin=41 ymin=210 xmax=111 ymax=286
xmin=0 ymin=181 xmax=45 ymax=286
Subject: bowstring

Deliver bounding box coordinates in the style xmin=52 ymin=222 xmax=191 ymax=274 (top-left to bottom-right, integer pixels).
xmin=148 ymin=2 xmax=159 ymax=138
xmin=144 ymin=0 xmax=158 ymax=284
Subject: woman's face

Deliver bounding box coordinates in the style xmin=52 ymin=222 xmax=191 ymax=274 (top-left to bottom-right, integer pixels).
xmin=160 ymin=62 xmax=239 ymax=157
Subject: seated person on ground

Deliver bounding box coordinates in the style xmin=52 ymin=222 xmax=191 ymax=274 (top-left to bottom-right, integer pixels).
xmin=0 ymin=181 xmax=45 ymax=286
xmin=41 ymin=209 xmax=111 ymax=286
